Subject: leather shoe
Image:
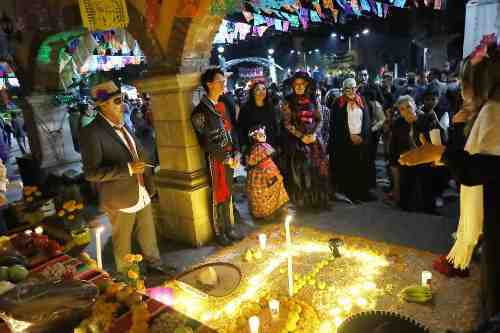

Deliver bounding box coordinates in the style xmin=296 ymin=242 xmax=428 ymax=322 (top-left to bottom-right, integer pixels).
xmin=215 ymin=233 xmax=233 ymax=246
xmin=226 ymin=228 xmax=244 ymax=242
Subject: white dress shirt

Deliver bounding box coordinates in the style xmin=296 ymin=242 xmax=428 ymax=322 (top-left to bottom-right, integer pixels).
xmin=347 ymin=102 xmax=363 ymax=135
xmin=101 ymin=114 xmax=151 ymax=213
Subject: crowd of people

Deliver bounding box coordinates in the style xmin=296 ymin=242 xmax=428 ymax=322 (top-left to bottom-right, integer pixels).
xmin=192 ymin=63 xmax=464 ymax=227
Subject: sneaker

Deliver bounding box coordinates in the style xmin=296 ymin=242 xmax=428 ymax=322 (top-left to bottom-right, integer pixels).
xmin=435 ymin=197 xmax=444 ymax=208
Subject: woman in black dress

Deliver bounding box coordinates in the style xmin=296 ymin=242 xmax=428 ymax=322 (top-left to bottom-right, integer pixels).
xmin=237 ymin=82 xmax=281 ymax=155
xmin=399 ymin=35 xmax=500 ymax=319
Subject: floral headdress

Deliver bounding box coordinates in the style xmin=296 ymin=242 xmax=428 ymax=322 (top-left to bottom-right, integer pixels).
xmin=469 ymin=33 xmax=498 ymax=65
xmin=248 ymin=125 xmax=266 ymax=138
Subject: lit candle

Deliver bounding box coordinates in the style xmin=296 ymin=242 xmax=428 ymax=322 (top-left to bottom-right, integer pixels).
xmin=269 ymin=299 xmax=280 ymax=318
xmin=34 ymin=226 xmax=44 ymax=235
xmin=95 ymin=226 xmax=104 ymax=270
xmin=421 ymin=271 xmax=432 ymax=287
xmin=356 ymin=297 xmax=368 ymax=307
xmin=287 ymin=255 xmax=294 ymax=297
xmin=284 ymin=215 xmax=292 ymax=247
xmin=24 ymin=229 xmax=33 ymax=236
xmin=249 ymin=316 xmax=260 ymax=333
xmin=258 ymin=234 xmax=267 ymax=250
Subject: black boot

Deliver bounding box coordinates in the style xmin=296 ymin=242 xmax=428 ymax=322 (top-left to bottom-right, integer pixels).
xmin=215 ymin=203 xmax=233 ymax=246
xmin=226 ymin=226 xmax=244 ymax=242
xmin=215 ymin=233 xmax=233 ymax=246
xmin=221 ymin=201 xmax=243 ymax=242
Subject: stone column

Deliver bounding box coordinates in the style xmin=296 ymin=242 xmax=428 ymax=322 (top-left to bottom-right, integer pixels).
xmin=135 ymin=73 xmax=213 ymax=247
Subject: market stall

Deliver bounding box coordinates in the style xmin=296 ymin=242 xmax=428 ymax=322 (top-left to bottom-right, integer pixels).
xmin=0 ymin=226 xmax=214 ymax=333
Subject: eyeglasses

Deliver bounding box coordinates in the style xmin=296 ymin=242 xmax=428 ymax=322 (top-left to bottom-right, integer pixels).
xmin=111 ymin=95 xmax=123 ymax=105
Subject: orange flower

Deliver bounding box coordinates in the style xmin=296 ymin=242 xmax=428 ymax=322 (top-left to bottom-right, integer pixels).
xmin=76 ymin=203 xmax=84 ymax=210
xmin=136 ymin=280 xmax=145 ymax=292
xmin=57 ymin=210 xmax=65 ymax=217
xmin=124 ymin=254 xmax=136 ymax=264
xmin=127 ymin=270 xmax=139 ymax=280
xmin=134 ymin=254 xmax=143 ymax=262
xmin=63 ymin=200 xmax=77 ymax=210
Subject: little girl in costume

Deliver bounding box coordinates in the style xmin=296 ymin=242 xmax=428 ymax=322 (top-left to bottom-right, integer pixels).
xmin=246 ymin=125 xmax=289 ymax=220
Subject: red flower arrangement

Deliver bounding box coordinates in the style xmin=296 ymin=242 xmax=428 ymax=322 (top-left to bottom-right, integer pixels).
xmin=432 ymin=255 xmax=470 ymax=278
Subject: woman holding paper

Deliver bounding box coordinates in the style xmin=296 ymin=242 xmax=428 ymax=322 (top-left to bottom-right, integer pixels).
xmin=399 ymin=34 xmax=500 ymax=319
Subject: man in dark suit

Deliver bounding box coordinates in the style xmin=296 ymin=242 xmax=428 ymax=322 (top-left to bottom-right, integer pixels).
xmin=79 ymin=81 xmax=165 ymax=274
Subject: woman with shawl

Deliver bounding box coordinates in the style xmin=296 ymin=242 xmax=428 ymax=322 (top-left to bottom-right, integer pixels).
xmin=281 ymin=72 xmax=329 ymax=210
xmin=399 ymin=34 xmax=500 ymax=319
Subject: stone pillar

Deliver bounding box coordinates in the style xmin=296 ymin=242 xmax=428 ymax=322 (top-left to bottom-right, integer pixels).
xmin=135 ymin=73 xmax=213 ymax=247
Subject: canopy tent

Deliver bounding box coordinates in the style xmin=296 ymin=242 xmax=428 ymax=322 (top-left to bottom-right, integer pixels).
xmin=35 ymin=28 xmax=144 ymax=91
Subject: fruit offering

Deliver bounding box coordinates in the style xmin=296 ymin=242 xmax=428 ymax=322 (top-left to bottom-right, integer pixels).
xmin=400 ymin=285 xmax=433 ymax=304
xmin=40 ymin=262 xmax=76 ymax=281
xmin=0 ymin=264 xmax=29 ymax=283
xmin=76 ymin=280 xmax=150 ymax=333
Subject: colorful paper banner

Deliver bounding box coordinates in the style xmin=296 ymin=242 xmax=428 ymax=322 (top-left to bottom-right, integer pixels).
xmin=299 ymin=7 xmax=310 ymax=29
xmin=78 ymin=0 xmax=129 ymax=31
xmin=394 ymin=0 xmax=407 ymax=7
xmin=310 ymin=9 xmax=322 ymax=22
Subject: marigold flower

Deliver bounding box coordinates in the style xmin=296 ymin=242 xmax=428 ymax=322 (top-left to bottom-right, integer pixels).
xmin=76 ymin=203 xmax=84 ymax=210
xmin=63 ymin=200 xmax=77 ymax=210
xmin=57 ymin=210 xmax=65 ymax=217
xmin=134 ymin=254 xmax=143 ymax=262
xmin=136 ymin=280 xmax=146 ymax=292
xmin=124 ymin=254 xmax=136 ymax=264
xmin=128 ymin=270 xmax=139 ymax=280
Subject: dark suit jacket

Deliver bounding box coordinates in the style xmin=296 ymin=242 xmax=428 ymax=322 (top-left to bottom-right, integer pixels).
xmin=79 ymin=114 xmax=155 ymax=211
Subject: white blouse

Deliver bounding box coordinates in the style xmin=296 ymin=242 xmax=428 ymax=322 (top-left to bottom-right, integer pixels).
xmin=347 ymin=102 xmax=363 ymax=135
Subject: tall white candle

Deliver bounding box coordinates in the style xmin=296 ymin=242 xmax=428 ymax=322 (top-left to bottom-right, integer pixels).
xmin=287 ymin=255 xmax=294 ymax=297
xmin=95 ymin=226 xmax=104 ymax=270
xmin=284 ymin=215 xmax=292 ymax=247
xmin=249 ymin=316 xmax=260 ymax=333
xmin=258 ymin=234 xmax=267 ymax=250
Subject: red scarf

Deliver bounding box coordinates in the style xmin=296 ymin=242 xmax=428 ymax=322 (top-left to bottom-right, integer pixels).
xmin=337 ymin=95 xmax=364 ymax=109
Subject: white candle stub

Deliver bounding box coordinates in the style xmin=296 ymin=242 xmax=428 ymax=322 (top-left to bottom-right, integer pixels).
xmin=24 ymin=229 xmax=33 ymax=236
xmin=34 ymin=226 xmax=43 ymax=235
xmin=249 ymin=316 xmax=260 ymax=333
xmin=269 ymin=299 xmax=280 ymax=318
xmin=258 ymin=234 xmax=267 ymax=250
xmin=421 ymin=271 xmax=432 ymax=287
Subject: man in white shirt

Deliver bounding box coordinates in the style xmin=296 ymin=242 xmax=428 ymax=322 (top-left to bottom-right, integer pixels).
xmin=79 ymin=81 xmax=168 ymax=275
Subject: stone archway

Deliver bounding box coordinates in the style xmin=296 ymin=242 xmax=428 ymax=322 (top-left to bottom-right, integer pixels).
xmin=131 ymin=0 xmax=229 ymax=246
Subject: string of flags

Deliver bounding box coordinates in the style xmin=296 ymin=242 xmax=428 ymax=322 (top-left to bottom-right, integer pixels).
xmin=214 ymin=0 xmax=444 ymax=44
